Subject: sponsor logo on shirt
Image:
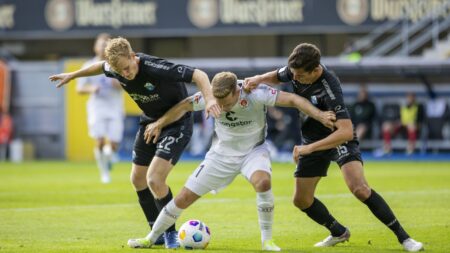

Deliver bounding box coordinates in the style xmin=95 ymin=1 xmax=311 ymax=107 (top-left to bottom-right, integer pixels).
xmin=129 ymin=93 xmax=160 ymax=103
xmin=144 ymin=82 xmax=155 ymax=91
xmin=144 ymin=60 xmax=170 ymax=70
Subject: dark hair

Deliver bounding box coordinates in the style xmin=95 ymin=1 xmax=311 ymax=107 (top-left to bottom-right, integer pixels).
xmin=288 ymin=43 xmax=321 ymax=72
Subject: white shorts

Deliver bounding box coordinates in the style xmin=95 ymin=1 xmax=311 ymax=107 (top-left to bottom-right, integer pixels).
xmin=185 ymin=143 xmax=272 ymax=196
xmin=88 ymin=116 xmax=124 ymax=143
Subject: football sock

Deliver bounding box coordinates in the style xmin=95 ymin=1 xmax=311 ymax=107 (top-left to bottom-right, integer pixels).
xmin=301 ymin=198 xmax=347 ymax=237
xmin=155 ymin=187 xmax=176 ymax=232
xmin=94 ymin=148 xmax=110 ymax=182
xmin=137 ymin=188 xmax=159 ymax=229
xmin=363 ymin=189 xmax=410 ymax=243
xmin=147 ymin=199 xmax=183 ymax=243
xmin=256 ymin=189 xmax=275 ymax=243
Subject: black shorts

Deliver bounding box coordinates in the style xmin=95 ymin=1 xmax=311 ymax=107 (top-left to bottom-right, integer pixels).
xmin=133 ymin=122 xmax=192 ymax=166
xmin=294 ymin=140 xmax=363 ymax=178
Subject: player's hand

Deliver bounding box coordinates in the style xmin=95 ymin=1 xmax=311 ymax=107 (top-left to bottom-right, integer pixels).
xmin=144 ymin=121 xmax=162 ymax=144
xmin=243 ymin=75 xmax=261 ymax=93
xmin=205 ymin=99 xmax=221 ymax=119
xmin=49 ymin=73 xmax=74 ymax=88
xmin=318 ymin=111 xmax=336 ymax=130
xmin=292 ymin=145 xmax=313 ymax=164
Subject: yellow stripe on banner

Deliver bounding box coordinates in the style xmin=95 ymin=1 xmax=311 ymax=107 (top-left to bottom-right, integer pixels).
xmin=64 ymin=59 xmax=94 ymax=161
xmin=64 ymin=59 xmax=141 ymax=161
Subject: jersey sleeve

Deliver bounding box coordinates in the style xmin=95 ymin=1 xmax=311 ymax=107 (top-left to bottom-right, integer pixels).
xmin=191 ymin=92 xmax=206 ymax=111
xmin=276 ymin=66 xmax=293 ymax=82
xmin=251 ymin=84 xmax=279 ymax=107
xmin=141 ymin=57 xmax=195 ymax=83
xmin=324 ymin=78 xmax=350 ymax=120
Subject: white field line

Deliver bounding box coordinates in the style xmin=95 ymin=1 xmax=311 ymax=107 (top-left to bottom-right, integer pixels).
xmin=0 ymin=189 xmax=449 ymax=212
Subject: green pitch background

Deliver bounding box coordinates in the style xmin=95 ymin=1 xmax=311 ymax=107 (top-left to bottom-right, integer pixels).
xmin=1 ymin=161 xmax=449 ymax=253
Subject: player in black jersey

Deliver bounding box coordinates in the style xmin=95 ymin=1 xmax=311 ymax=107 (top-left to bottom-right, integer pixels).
xmin=244 ymin=43 xmax=423 ymax=252
xmin=50 ymin=37 xmax=221 ymax=249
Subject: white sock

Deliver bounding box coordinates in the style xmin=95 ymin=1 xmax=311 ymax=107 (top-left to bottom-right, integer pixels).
xmin=94 ymin=148 xmax=110 ymax=183
xmin=257 ymin=189 xmax=274 ymax=243
xmin=146 ymin=200 xmax=183 ymax=243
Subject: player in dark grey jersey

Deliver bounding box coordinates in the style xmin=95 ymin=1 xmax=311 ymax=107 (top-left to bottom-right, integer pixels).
xmin=50 ymin=37 xmax=221 ymax=249
xmin=244 ymin=43 xmax=423 ymax=252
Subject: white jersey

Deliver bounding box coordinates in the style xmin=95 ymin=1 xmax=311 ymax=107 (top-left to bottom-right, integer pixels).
xmin=192 ymin=82 xmax=279 ymax=156
xmin=77 ymin=58 xmax=124 ymax=121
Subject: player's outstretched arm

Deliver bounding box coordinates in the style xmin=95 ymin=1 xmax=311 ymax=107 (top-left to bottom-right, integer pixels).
xmin=144 ymin=96 xmax=195 ymax=144
xmin=275 ymin=91 xmax=336 ymax=129
xmin=293 ymin=119 xmax=353 ymax=161
xmin=192 ymin=69 xmax=221 ymax=118
xmin=244 ymin=70 xmax=280 ymax=92
xmin=49 ymin=61 xmax=104 ymax=88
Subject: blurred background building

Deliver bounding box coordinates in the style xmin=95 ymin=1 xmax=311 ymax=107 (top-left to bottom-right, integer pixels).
xmin=1 ymin=0 xmax=449 ymax=161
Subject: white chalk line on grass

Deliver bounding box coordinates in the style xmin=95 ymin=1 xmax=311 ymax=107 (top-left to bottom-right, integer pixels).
xmin=0 ymin=189 xmax=449 ymax=213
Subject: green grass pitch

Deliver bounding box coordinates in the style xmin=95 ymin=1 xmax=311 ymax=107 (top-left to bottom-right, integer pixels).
xmin=1 ymin=161 xmax=449 ymax=252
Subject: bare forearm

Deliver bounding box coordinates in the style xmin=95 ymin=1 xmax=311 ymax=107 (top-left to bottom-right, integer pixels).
xmin=192 ymin=69 xmax=214 ymax=101
xmin=157 ymin=99 xmax=193 ymax=128
xmin=255 ymin=70 xmax=281 ymax=86
xmin=72 ymin=62 xmax=104 ymax=79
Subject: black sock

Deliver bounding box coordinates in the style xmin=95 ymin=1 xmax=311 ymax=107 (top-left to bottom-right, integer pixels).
xmin=137 ymin=188 xmax=159 ymax=229
xmin=363 ymin=189 xmax=410 ymax=243
xmin=301 ymin=198 xmax=347 ymax=237
xmin=155 ymin=187 xmax=176 ymax=232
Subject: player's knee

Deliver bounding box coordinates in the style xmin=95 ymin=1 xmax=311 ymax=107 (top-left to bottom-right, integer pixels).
xmin=130 ymin=173 xmax=146 ymax=189
xmin=351 ymin=184 xmax=371 ymax=200
xmin=253 ymin=178 xmax=271 ymax=192
xmin=292 ymin=196 xmax=312 ymax=210
xmin=147 ymin=177 xmax=165 ymax=196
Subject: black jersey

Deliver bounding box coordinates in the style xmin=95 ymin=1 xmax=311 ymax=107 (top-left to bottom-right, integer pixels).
xmin=102 ymin=53 xmax=194 ymax=125
xmin=277 ymin=65 xmax=357 ymax=144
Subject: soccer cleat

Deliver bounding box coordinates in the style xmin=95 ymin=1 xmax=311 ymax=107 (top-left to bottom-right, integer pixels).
xmin=164 ymin=231 xmax=180 ymax=249
xmin=314 ymin=228 xmax=350 ymax=247
xmin=402 ymin=238 xmax=424 ymax=252
xmin=127 ymin=237 xmax=152 ymax=248
xmin=154 ymin=233 xmax=165 ymax=245
xmin=262 ymin=239 xmax=281 ymax=251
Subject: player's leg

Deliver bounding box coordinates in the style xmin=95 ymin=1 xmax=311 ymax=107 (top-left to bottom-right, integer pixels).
xmin=406 ymin=124 xmax=417 ymax=155
xmin=128 ymin=187 xmax=201 ymax=248
xmin=129 ymin=126 xmax=164 ymax=245
xmin=341 ymin=160 xmax=423 ymax=251
xmin=89 ymin=117 xmax=110 ymax=183
xmin=104 ymin=116 xmax=124 ymax=166
xmin=241 ymin=144 xmax=280 ymax=251
xmin=294 ymin=153 xmax=349 ymax=247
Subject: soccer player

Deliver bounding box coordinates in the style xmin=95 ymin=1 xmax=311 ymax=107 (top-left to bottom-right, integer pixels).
xmin=77 ymin=33 xmax=124 ymax=184
xmin=49 ymin=37 xmax=221 ymax=248
xmin=127 ymin=71 xmax=336 ymax=251
xmin=244 ymin=43 xmax=424 ymax=252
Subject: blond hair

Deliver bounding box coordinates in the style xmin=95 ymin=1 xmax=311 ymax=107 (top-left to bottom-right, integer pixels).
xmin=212 ymin=72 xmax=237 ymax=99
xmin=104 ymin=37 xmax=133 ymax=68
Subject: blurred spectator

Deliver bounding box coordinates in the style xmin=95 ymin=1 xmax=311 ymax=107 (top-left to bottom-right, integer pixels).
xmin=0 ymin=107 xmax=13 ymax=161
xmin=382 ymin=92 xmax=424 ymax=155
xmin=266 ymin=106 xmax=300 ymax=151
xmin=349 ymin=86 xmax=376 ymax=141
xmin=188 ymin=111 xmax=214 ymax=156
xmin=425 ymin=97 xmax=449 ymax=140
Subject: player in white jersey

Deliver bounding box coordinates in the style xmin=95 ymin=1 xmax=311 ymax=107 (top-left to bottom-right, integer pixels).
xmin=77 ymin=33 xmax=124 ymax=183
xmin=127 ymin=72 xmax=335 ymax=251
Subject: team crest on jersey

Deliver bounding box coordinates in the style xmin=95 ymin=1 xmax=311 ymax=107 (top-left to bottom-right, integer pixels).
xmin=269 ymin=88 xmax=277 ymax=95
xmin=311 ymin=96 xmax=318 ymax=105
xmin=144 ymin=82 xmax=155 ymax=91
xmin=240 ymin=99 xmax=248 ymax=108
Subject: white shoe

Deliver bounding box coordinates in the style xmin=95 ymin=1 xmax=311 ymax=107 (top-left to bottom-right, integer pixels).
xmin=402 ymin=238 xmax=424 ymax=252
xmin=101 ymin=174 xmax=111 ymax=184
xmin=314 ymin=228 xmax=350 ymax=247
xmin=127 ymin=237 xmax=152 ymax=248
xmin=262 ymin=239 xmax=281 ymax=251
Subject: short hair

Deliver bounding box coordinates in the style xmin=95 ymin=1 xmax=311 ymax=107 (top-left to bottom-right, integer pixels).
xmin=211 ymin=72 xmax=237 ymax=99
xmin=104 ymin=37 xmax=133 ymax=68
xmin=288 ymin=43 xmax=321 ymax=72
